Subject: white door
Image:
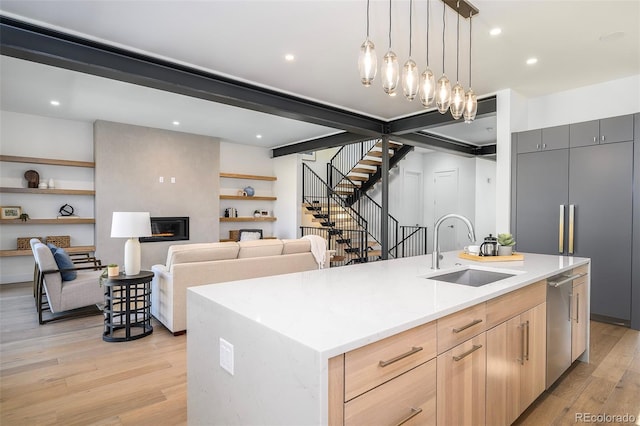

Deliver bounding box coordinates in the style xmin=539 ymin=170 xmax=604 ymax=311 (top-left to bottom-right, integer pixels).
xmin=434 ymin=169 xmax=459 ymax=251
xmin=402 ymin=170 xmax=423 ymax=226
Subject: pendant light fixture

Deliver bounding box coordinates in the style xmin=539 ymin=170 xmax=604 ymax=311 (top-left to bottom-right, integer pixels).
xmin=358 ymin=0 xmax=377 ymax=86
xmin=419 ymin=0 xmax=435 ymax=107
xmin=463 ymin=11 xmax=478 ymax=122
xmin=435 ymin=2 xmax=451 ymax=114
xmin=402 ymin=0 xmax=419 ymax=100
xmin=450 ymin=1 xmax=465 ymax=119
xmin=382 ymin=0 xmax=399 ymax=96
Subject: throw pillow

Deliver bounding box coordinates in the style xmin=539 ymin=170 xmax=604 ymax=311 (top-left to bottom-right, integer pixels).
xmin=47 ymin=242 xmax=58 ymax=255
xmin=54 ymin=248 xmax=77 ymax=281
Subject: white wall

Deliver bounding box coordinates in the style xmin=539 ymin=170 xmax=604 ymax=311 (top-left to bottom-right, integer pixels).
xmin=273 ymin=154 xmax=299 ymax=239
xmin=0 ymin=111 xmax=94 ymax=284
xmin=527 ymin=74 xmax=640 ymax=130
xmin=475 ymin=158 xmax=497 ymax=240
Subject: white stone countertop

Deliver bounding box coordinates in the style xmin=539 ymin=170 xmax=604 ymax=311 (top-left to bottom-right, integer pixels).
xmin=189 ymin=251 xmax=589 ymax=359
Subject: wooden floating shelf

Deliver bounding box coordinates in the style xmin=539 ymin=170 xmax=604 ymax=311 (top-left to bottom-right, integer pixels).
xmin=219 ymin=172 xmax=277 ymax=181
xmin=0 ymin=155 xmax=95 ymax=168
xmin=219 ymin=195 xmax=277 ymax=201
xmin=0 ymin=245 xmax=96 ymax=257
xmin=0 ymin=187 xmax=95 ymax=195
xmin=219 ymin=217 xmax=277 ymax=222
xmin=0 ymin=218 xmax=95 ymax=224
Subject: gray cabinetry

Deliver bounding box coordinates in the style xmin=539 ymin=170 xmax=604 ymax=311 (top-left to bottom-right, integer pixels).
xmin=515 ymin=150 xmax=568 ymax=255
xmin=569 ymin=115 xmax=634 ymax=147
xmin=513 ymin=114 xmax=636 ymax=327
xmin=517 ymin=125 xmax=568 ymax=154
xmin=569 ymin=142 xmax=633 ymax=321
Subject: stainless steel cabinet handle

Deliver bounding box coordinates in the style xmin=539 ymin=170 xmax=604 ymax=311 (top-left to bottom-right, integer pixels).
xmin=568 ymin=204 xmax=575 ymax=255
xmin=395 ymin=407 xmax=423 ymax=426
xmin=569 ymin=292 xmax=573 ymax=321
xmin=453 ymin=344 xmax=482 ymax=361
xmin=593 ymin=136 xmax=597 ymax=143
xmin=453 ymin=319 xmax=483 ymax=333
xmin=559 ymin=205 xmax=565 ymax=253
xmin=548 ymin=273 xmax=583 ymax=287
xmin=379 ymin=346 xmax=423 ymax=367
xmin=525 ymin=320 xmax=530 ymax=361
xmin=542 ymin=143 xmax=547 ymax=149
xmin=519 ymin=323 xmax=525 ymax=365
xmin=536 ymin=143 xmax=541 ymax=150
xmin=601 ymin=135 xmax=605 ymax=142
xmin=576 ymin=293 xmax=580 ymax=324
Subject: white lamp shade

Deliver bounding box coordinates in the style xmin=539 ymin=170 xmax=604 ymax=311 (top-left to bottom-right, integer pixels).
xmin=110 ymin=212 xmax=152 ymax=238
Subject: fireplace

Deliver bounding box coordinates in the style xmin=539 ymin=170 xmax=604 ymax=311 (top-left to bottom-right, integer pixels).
xmin=140 ymin=217 xmax=189 ymax=243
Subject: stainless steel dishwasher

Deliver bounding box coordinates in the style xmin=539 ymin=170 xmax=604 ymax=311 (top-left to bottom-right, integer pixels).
xmin=546 ymin=271 xmax=587 ymax=388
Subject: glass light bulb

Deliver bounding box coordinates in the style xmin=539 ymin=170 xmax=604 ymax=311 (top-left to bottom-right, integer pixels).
xmin=419 ymin=67 xmax=435 ymax=107
xmin=382 ymin=50 xmax=399 ymax=95
xmin=358 ymin=38 xmax=377 ymax=86
xmin=463 ymin=88 xmax=478 ymax=123
xmin=450 ymin=82 xmax=465 ymax=119
xmin=402 ymin=58 xmax=419 ymax=101
xmin=435 ymin=74 xmax=451 ymax=114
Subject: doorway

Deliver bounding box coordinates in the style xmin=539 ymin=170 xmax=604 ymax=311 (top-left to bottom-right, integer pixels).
xmin=434 ymin=169 xmax=459 ymax=251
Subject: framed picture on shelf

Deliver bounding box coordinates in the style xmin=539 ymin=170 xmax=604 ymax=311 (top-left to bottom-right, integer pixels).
xmin=301 ymin=151 xmax=316 ymax=161
xmin=260 ymin=210 xmax=269 ymax=217
xmin=1 ymin=206 xmax=22 ymax=219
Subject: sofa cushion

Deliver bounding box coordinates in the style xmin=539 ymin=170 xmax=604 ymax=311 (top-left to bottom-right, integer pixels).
xmin=281 ymin=239 xmax=311 ymax=254
xmin=237 ymin=239 xmax=283 ymax=258
xmin=166 ymin=242 xmax=239 ymax=269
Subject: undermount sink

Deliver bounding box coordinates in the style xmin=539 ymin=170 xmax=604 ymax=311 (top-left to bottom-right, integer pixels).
xmin=425 ymin=268 xmax=517 ymax=287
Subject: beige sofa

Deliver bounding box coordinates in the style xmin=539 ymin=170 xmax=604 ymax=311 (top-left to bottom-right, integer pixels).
xmin=151 ymin=238 xmax=329 ymax=334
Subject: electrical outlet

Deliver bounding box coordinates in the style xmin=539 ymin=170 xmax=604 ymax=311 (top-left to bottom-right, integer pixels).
xmin=219 ymin=338 xmax=234 ymax=375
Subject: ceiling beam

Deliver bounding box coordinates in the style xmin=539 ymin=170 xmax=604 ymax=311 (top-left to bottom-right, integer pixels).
xmin=387 ymin=96 xmax=497 ymax=135
xmin=393 ymin=133 xmax=477 ymax=156
xmin=272 ymin=132 xmax=377 ymax=157
xmin=0 ymin=16 xmax=385 ymax=137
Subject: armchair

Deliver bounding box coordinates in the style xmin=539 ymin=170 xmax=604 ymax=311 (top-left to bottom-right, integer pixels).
xmin=32 ymin=242 xmax=105 ymax=324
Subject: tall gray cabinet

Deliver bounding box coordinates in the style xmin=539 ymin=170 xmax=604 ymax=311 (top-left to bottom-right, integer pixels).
xmin=512 ymin=114 xmax=638 ymax=329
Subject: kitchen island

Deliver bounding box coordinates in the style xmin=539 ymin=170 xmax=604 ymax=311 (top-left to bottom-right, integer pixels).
xmin=187 ymin=251 xmax=590 ymax=425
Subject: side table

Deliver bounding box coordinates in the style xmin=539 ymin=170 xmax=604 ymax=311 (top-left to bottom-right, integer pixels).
xmin=103 ymin=270 xmax=154 ymax=342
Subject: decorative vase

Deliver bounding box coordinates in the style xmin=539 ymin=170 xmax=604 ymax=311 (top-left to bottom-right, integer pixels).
xmin=244 ymin=186 xmax=255 ymax=197
xmin=498 ymin=246 xmax=513 ymax=256
xmin=48 ymin=178 xmax=55 ymax=189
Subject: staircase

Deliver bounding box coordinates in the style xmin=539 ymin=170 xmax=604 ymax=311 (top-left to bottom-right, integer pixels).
xmin=301 ymin=139 xmax=428 ymax=267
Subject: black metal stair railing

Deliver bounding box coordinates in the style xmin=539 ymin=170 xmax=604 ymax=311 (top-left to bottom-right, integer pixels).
xmin=392 ymin=226 xmax=429 ymax=258
xmin=329 ymin=138 xmax=378 ymax=187
xmin=327 ymin=164 xmax=399 ymax=259
xmin=301 ymin=164 xmax=370 ymax=266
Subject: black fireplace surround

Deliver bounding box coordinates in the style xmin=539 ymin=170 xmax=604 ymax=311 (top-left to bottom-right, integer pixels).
xmin=140 ymin=217 xmax=189 ymax=243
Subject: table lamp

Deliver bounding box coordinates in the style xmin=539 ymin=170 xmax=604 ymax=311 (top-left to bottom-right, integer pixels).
xmin=110 ymin=212 xmax=152 ymax=275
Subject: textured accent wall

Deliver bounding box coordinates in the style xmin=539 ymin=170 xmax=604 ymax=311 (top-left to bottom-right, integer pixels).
xmin=94 ymin=120 xmax=219 ymax=270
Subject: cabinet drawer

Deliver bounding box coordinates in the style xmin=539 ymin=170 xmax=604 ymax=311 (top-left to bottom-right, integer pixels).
xmin=486 ymin=280 xmax=546 ymax=328
xmin=437 ymin=303 xmax=486 ymax=353
xmin=345 ymin=359 xmax=436 ymax=426
xmin=572 ymin=264 xmax=588 ymax=277
xmin=344 ymin=321 xmax=437 ymax=401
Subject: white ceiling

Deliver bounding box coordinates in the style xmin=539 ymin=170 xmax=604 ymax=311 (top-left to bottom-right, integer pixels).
xmin=0 ymin=0 xmax=638 ymax=148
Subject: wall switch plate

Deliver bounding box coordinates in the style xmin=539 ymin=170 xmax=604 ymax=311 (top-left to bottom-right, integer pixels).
xmin=159 ymin=176 xmax=164 ymax=183
xmin=219 ymin=338 xmax=234 ymax=375
xmin=170 ymin=177 xmax=176 ymax=183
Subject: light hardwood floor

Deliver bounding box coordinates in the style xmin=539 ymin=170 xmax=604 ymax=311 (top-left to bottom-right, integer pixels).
xmin=1 ymin=282 xmax=639 ymax=425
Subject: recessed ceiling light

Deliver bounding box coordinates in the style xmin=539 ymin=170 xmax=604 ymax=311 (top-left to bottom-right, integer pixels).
xmin=256 ymin=134 xmax=263 ymax=139
xmin=489 ymin=28 xmax=502 ymax=36
xmin=172 ymin=121 xmax=180 ymax=126
xmin=526 ymin=57 xmax=538 ymax=65
xmin=50 ymin=100 xmax=60 ymax=106
xmin=284 ymin=54 xmax=295 ymax=62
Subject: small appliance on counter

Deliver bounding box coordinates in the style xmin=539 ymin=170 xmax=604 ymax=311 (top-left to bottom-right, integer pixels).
xmin=479 ymin=234 xmax=498 ymax=256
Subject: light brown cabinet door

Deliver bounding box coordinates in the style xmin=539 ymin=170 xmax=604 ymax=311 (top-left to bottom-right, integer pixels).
xmin=344 ymin=359 xmax=436 ymax=426
xmin=572 ymin=281 xmax=588 ymax=362
xmin=437 ymin=333 xmax=486 ymax=426
xmin=519 ymin=303 xmax=547 ymax=412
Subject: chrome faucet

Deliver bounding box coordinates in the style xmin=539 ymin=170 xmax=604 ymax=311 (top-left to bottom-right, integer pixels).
xmin=432 ymin=214 xmax=477 ymax=270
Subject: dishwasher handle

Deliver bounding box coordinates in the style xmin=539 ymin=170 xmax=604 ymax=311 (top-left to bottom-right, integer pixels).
xmin=547 ymin=272 xmax=587 ymax=288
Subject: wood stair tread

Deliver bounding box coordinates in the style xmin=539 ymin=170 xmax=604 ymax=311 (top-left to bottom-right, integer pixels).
xmin=367 ymin=150 xmax=394 ymax=158
xmin=358 ymin=159 xmax=382 ymax=166
xmin=347 ymin=175 xmax=368 ymax=181
xmin=351 ymin=167 xmax=376 ymax=174
xmin=375 ymin=141 xmax=402 ymax=149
